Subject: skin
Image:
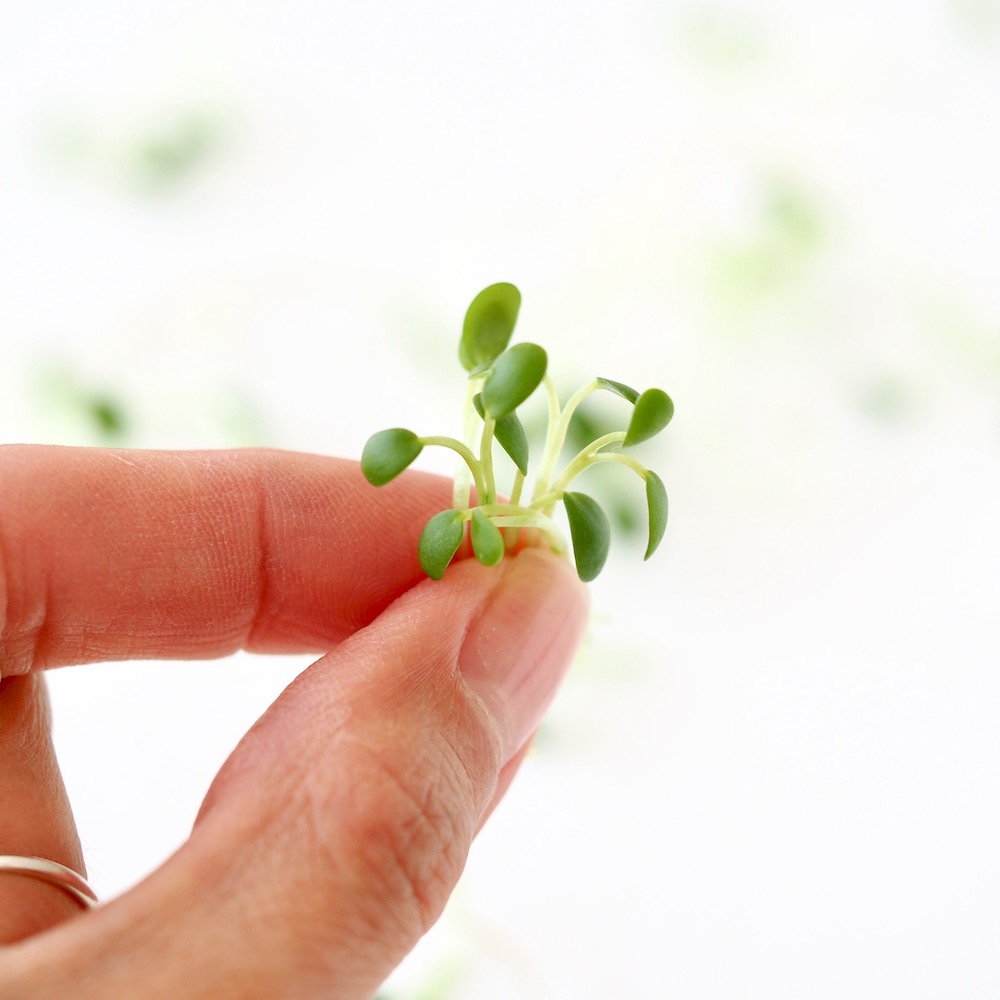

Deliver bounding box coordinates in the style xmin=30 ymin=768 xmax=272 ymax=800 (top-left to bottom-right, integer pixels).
xmin=0 ymin=445 xmax=588 ymax=999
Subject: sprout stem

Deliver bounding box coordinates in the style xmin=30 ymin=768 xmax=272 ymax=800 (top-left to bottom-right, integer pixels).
xmin=546 ymin=431 xmax=627 ymax=502
xmin=531 ymin=375 xmax=574 ymax=501
xmin=454 ymin=376 xmax=484 ymax=508
xmin=470 ymin=502 xmax=565 ymax=550
xmin=509 ymin=468 xmax=525 ymax=506
xmin=554 ymin=451 xmax=649 ymax=493
xmin=479 ymin=417 xmax=497 ymax=504
xmin=419 ymin=435 xmax=489 ymax=505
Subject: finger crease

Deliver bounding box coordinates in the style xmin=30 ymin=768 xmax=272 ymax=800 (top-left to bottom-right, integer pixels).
xmin=245 ymin=475 xmax=273 ymax=648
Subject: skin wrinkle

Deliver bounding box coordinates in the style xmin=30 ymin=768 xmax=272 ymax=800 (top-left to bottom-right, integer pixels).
xmin=0 ymin=675 xmax=47 ymax=770
xmin=323 ymin=731 xmax=477 ymax=941
xmin=246 ymin=468 xmax=273 ymax=651
xmin=0 ymin=479 xmax=40 ymax=677
xmin=27 ymin=573 xmax=50 ymax=683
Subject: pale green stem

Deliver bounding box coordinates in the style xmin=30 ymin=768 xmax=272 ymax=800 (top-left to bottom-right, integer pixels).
xmin=453 ymin=474 xmax=469 ymax=511
xmin=453 ymin=376 xmax=484 ymax=508
xmin=479 ymin=417 xmax=496 ymax=504
xmin=419 ymin=435 xmax=489 ymax=505
xmin=528 ymin=490 xmax=564 ymax=511
xmin=553 ymin=450 xmax=649 ymax=495
xmin=545 ymin=431 xmax=627 ymax=506
xmin=470 ymin=502 xmax=566 ymax=553
xmin=588 ymin=451 xmax=649 ymax=478
xmin=508 ymin=468 xmax=525 ymax=506
xmin=501 ymin=470 xmax=526 ymax=550
xmin=532 ymin=377 xmax=623 ymax=503
xmin=489 ymin=515 xmax=566 ymax=554
xmin=531 ymin=375 xmax=571 ymax=502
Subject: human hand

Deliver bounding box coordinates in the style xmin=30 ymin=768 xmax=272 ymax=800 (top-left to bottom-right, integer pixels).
xmin=0 ymin=446 xmax=588 ymax=999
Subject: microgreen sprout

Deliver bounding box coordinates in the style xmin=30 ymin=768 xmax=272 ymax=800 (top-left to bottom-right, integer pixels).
xmin=360 ymin=282 xmax=673 ymax=581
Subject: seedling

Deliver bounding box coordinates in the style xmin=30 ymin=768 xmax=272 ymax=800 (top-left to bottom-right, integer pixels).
xmin=361 ymin=283 xmax=673 ymax=581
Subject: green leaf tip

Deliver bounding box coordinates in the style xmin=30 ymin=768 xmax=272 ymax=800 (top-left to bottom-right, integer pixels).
xmin=624 ymin=389 xmax=674 ymax=447
xmin=596 ymin=377 xmax=640 ymax=404
xmin=361 ymin=428 xmax=423 ymax=486
xmin=481 ymin=342 xmax=547 ymax=419
xmin=644 ymin=470 xmax=668 ymax=560
xmin=474 ymin=394 xmax=530 ymax=474
xmin=563 ymin=490 xmax=611 ymax=582
xmin=459 ymin=282 xmax=522 ymax=373
xmin=470 ymin=508 xmax=505 ymax=566
xmin=418 ymin=509 xmax=465 ymax=580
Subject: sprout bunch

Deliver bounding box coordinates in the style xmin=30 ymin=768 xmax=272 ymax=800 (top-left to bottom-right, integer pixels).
xmin=360 ymin=282 xmax=673 ymax=581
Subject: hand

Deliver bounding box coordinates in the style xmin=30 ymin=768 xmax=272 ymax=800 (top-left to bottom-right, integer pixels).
xmin=0 ymin=446 xmax=588 ymax=999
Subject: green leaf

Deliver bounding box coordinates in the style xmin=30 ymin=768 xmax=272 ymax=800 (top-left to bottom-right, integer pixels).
xmin=596 ymin=377 xmax=640 ymax=404
xmin=473 ymin=393 xmax=530 ymax=474
xmin=459 ymin=282 xmax=521 ymax=373
xmin=418 ymin=509 xmax=465 ymax=580
xmin=361 ymin=428 xmax=423 ymax=486
xmin=470 ymin=508 xmax=504 ymax=566
xmin=644 ymin=470 xmax=668 ymax=560
xmin=624 ymin=389 xmax=674 ymax=447
xmin=563 ymin=491 xmax=611 ymax=582
xmin=481 ymin=343 xmax=547 ymax=419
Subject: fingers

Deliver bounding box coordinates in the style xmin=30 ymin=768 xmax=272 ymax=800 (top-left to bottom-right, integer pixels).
xmin=0 ymin=549 xmax=588 ymax=999
xmin=0 ymin=674 xmax=86 ymax=943
xmin=0 ymin=445 xmax=452 ymax=674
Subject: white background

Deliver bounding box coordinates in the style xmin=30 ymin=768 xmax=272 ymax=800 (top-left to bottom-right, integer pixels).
xmin=3 ymin=2 xmax=1000 ymax=997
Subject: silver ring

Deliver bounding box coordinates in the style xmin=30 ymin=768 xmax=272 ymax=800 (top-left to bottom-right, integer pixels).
xmin=0 ymin=855 xmax=99 ymax=911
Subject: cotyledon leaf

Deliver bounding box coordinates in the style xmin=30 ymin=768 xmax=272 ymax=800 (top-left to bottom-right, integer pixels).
xmin=459 ymin=282 xmax=521 ymax=373
xmin=481 ymin=342 xmax=547 ymax=419
xmin=624 ymin=389 xmax=674 ymax=447
xmin=563 ymin=490 xmax=611 ymax=582
xmin=644 ymin=470 xmax=668 ymax=560
xmin=361 ymin=428 xmax=423 ymax=486
xmin=596 ymin=377 xmax=640 ymax=404
xmin=470 ymin=508 xmax=504 ymax=566
xmin=418 ymin=509 xmax=466 ymax=580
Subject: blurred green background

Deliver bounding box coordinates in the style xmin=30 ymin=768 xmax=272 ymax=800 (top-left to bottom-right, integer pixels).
xmin=3 ymin=2 xmax=999 ymax=997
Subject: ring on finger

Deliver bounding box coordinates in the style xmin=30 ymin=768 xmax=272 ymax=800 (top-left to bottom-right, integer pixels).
xmin=0 ymin=855 xmax=99 ymax=911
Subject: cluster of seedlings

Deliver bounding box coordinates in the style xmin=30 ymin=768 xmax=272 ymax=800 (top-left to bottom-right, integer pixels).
xmin=361 ymin=282 xmax=672 ymax=581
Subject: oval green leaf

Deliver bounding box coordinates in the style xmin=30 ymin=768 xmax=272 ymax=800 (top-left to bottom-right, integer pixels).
xmin=473 ymin=393 xmax=530 ymax=474
xmin=481 ymin=342 xmax=547 ymax=419
xmin=361 ymin=428 xmax=423 ymax=486
xmin=459 ymin=282 xmax=522 ymax=373
xmin=624 ymin=388 xmax=674 ymax=447
xmin=418 ymin=509 xmax=465 ymax=580
xmin=563 ymin=490 xmax=611 ymax=582
xmin=644 ymin=470 xmax=668 ymax=560
xmin=470 ymin=508 xmax=505 ymax=566
xmin=596 ymin=377 xmax=640 ymax=404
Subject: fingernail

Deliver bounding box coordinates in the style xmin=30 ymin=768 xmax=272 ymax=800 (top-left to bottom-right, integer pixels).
xmin=459 ymin=548 xmax=589 ymax=761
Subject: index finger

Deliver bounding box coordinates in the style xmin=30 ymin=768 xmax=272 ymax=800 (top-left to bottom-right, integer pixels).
xmin=0 ymin=445 xmax=452 ymax=673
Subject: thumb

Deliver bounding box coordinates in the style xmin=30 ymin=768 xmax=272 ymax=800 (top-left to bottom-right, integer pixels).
xmin=0 ymin=548 xmax=588 ymax=1000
